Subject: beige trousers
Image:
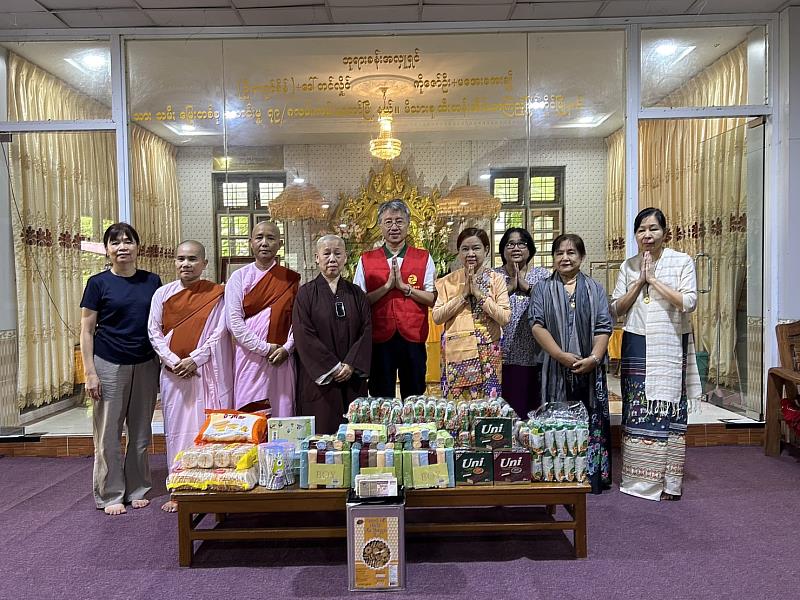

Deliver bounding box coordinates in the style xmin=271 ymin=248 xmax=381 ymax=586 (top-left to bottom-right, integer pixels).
xmin=92 ymin=355 xmax=159 ymax=508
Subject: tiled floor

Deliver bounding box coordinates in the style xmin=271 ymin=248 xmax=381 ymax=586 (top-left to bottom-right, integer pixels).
xmin=22 ymin=394 xmax=756 ymax=438
xmin=24 ymin=405 xmax=164 ymax=437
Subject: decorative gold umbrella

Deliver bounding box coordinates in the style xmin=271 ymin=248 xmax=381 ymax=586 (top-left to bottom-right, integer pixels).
xmin=437 ymin=183 xmax=500 ymax=220
xmin=270 ymin=182 xmax=330 ymax=276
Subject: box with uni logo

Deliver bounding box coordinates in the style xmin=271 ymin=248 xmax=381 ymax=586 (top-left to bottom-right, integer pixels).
xmin=473 ymin=417 xmax=513 ymax=450
xmin=454 ymin=450 xmax=494 ymax=486
xmin=493 ymin=449 xmax=532 ymax=484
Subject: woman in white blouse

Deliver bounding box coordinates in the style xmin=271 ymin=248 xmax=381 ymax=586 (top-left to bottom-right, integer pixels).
xmin=611 ymin=207 xmax=702 ymax=502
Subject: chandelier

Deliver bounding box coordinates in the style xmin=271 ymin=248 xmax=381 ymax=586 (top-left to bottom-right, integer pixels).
xmin=369 ymin=88 xmax=402 ymax=161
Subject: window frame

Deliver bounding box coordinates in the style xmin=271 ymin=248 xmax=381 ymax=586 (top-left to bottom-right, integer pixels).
xmin=490 ymin=166 xmax=565 ymax=268
xmin=213 ymin=171 xmax=287 ymax=281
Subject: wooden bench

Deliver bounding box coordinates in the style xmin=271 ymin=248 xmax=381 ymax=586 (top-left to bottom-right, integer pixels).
xmin=765 ymin=321 xmax=800 ymax=456
xmin=174 ymin=482 xmax=591 ymax=567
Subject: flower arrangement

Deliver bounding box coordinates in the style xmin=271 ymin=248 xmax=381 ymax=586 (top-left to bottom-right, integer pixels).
xmin=416 ymin=218 xmax=456 ymax=277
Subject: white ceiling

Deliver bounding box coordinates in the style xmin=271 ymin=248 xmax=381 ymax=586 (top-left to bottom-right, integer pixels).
xmin=0 ymin=0 xmax=793 ymax=29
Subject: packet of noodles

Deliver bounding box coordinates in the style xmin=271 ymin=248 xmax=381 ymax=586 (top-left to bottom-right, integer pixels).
xmin=194 ymin=409 xmax=267 ymax=444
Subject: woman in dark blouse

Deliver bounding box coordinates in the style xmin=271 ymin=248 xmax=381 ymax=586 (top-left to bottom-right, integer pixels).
xmin=80 ymin=223 xmax=162 ymax=516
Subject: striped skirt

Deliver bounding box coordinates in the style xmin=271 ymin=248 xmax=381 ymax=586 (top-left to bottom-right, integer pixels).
xmin=620 ymin=331 xmax=689 ymax=501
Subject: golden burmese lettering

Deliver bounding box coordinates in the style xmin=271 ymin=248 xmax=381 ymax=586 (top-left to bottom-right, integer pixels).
xmin=413 ymin=70 xmax=514 ymax=95
xmin=342 ymin=48 xmax=421 ymax=72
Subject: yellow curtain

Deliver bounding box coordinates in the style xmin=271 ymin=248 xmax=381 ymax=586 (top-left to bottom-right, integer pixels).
xmin=605 ymin=128 xmax=625 ymax=261
xmin=129 ymin=126 xmax=180 ymax=282
xmin=638 ymin=44 xmax=748 ymax=388
xmin=8 ymin=53 xmax=115 ymax=409
xmin=8 ymin=53 xmax=180 ymax=408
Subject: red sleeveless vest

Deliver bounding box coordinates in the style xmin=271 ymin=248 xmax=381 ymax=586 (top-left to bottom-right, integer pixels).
xmin=362 ymin=246 xmax=430 ymax=344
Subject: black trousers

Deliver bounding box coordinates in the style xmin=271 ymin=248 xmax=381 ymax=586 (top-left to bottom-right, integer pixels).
xmin=368 ymin=332 xmax=427 ymax=399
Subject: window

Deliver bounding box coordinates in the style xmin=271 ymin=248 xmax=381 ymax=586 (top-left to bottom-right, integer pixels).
xmin=213 ymin=172 xmax=286 ymax=281
xmin=490 ymin=167 xmax=565 ymax=268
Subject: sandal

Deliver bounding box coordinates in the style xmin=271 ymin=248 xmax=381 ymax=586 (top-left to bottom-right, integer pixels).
xmin=661 ymin=492 xmax=681 ymax=501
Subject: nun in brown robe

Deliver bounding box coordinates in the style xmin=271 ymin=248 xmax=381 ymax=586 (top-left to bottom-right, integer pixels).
xmin=293 ymin=235 xmax=372 ymax=433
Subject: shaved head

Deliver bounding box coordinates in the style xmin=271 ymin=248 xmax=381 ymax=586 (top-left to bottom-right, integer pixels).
xmin=252 ymin=220 xmax=280 ymax=239
xmin=316 ymin=234 xmax=346 ymax=251
xmin=176 ymin=240 xmax=205 ymax=259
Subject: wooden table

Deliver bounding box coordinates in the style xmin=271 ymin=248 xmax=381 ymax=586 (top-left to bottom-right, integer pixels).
xmin=174 ymin=482 xmax=590 ymax=566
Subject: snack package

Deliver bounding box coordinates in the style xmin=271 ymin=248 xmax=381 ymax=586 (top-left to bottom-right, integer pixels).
xmin=195 ymin=410 xmax=267 ymax=444
xmin=166 ymin=464 xmax=259 ymax=492
xmin=299 ymin=436 xmax=352 ymax=489
xmin=402 ymin=448 xmax=455 ymax=489
xmin=454 ymin=449 xmax=493 ymax=486
xmin=350 ymin=445 xmax=404 ymax=484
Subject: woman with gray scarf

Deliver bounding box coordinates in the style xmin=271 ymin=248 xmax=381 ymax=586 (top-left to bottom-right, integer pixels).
xmin=529 ymin=234 xmax=612 ymax=494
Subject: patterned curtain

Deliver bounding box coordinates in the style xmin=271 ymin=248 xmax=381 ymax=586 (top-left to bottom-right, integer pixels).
xmin=605 ymin=128 xmax=625 ymax=261
xmin=129 ymin=126 xmax=180 ymax=282
xmin=7 ymin=53 xmax=115 ymax=409
xmin=8 ymin=52 xmax=180 ymax=408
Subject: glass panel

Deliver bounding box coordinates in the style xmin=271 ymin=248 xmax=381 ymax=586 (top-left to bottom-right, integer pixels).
xmin=8 ymin=132 xmax=117 ymax=409
xmin=530 ymin=208 xmax=562 ymax=269
xmin=493 ymin=178 xmax=520 ymax=204
xmin=2 ymin=41 xmax=112 ymax=121
xmin=234 ymin=239 xmax=251 ymax=257
xmin=259 ymin=181 xmax=284 ymax=207
xmin=531 ymin=176 xmax=556 ymax=203
xmin=222 ymin=182 xmax=249 ymax=208
xmin=638 ymin=118 xmax=764 ymax=419
xmin=641 ymin=26 xmax=767 ymax=108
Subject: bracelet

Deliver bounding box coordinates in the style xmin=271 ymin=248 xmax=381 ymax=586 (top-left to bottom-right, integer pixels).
xmin=590 ymin=353 xmax=601 ymax=365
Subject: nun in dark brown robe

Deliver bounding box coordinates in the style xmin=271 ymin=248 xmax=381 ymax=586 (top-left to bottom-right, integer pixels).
xmin=292 ymin=235 xmax=372 ymax=434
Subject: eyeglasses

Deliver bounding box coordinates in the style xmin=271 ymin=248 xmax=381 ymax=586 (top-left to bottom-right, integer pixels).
xmin=381 ymin=219 xmax=407 ymax=227
xmin=505 ymin=242 xmax=528 ymax=249
xmin=335 ymin=301 xmax=346 ymax=319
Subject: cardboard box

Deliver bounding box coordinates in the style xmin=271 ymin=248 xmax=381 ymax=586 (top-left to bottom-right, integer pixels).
xmin=454 ymin=450 xmax=494 ymax=486
xmin=473 ymin=417 xmax=513 ymax=450
xmin=493 ymin=449 xmax=532 ymax=484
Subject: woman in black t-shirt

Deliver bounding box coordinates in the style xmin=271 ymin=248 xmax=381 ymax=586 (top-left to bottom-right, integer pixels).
xmin=80 ymin=223 xmax=162 ymax=516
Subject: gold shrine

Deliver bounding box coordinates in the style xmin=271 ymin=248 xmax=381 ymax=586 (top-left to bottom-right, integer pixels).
xmin=335 ymin=161 xmax=440 ymax=249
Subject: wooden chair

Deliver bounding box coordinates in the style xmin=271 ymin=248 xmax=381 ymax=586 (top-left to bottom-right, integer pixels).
xmin=765 ymin=321 xmax=800 ymax=456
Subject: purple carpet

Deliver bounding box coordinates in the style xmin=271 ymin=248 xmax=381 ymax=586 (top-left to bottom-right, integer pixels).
xmin=1 ymin=446 xmax=798 ymax=600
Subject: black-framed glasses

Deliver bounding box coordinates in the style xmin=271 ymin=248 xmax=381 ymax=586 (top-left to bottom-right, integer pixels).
xmin=335 ymin=301 xmax=346 ymax=319
xmin=505 ymin=242 xmax=528 ymax=249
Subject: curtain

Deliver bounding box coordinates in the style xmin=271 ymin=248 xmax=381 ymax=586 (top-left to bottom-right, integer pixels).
xmin=8 ymin=52 xmax=116 ymax=409
xmin=636 ymin=43 xmax=749 ymax=388
xmin=605 ymin=128 xmax=625 ymax=262
xmin=129 ymin=126 xmax=180 ymax=282
xmin=8 ymin=52 xmax=180 ymax=409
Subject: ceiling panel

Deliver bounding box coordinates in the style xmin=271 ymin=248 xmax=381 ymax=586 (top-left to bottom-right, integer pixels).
xmin=0 ymin=11 xmax=67 ymax=28
xmin=39 ymin=0 xmax=138 ymax=8
xmin=513 ymin=1 xmax=603 ymax=19
xmin=233 ymin=0 xmax=321 ymax=7
xmin=599 ymin=0 xmax=695 ymax=17
xmin=331 ymin=6 xmax=419 ymax=22
xmin=695 ymin=0 xmax=788 ymax=13
xmin=146 ymin=9 xmax=242 ymax=27
xmin=137 ymin=0 xmax=229 ymax=8
xmin=327 ymin=0 xmax=417 ymax=6
xmin=56 ymin=9 xmax=156 ymax=27
xmin=421 ymin=4 xmax=513 ymax=21
xmin=238 ymin=7 xmax=330 ymax=25
xmin=2 ymin=0 xmax=47 ymax=11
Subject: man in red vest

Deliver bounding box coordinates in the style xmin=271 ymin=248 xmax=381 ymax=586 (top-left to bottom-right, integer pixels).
xmin=354 ymin=199 xmax=436 ymax=398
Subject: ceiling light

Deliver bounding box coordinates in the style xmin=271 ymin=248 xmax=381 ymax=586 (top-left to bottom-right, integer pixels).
xmin=321 ymin=203 xmax=330 ymax=209
xmin=181 ymin=124 xmax=196 ymax=132
xmin=479 ymin=173 xmax=491 ymax=181
xmin=655 ymin=42 xmax=678 ymax=57
xmin=224 ymin=110 xmax=239 ymax=120
xmin=294 ymin=176 xmax=305 ymax=184
xmin=162 ymin=122 xmax=218 ymax=137
xmin=527 ymin=100 xmax=547 ymax=110
xmin=556 ymin=112 xmax=614 ymax=129
xmin=64 ymin=50 xmax=109 ymax=76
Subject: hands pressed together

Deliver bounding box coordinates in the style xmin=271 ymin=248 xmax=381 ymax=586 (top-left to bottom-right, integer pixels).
xmin=462 ymin=266 xmax=485 ymax=301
